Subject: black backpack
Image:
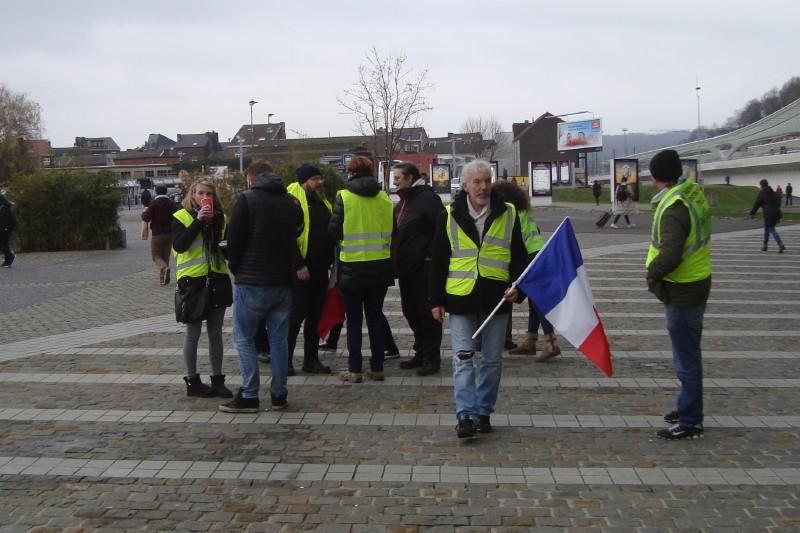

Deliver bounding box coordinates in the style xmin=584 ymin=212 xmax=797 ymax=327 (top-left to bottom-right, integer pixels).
xmin=616 ymin=185 xmax=629 ymax=202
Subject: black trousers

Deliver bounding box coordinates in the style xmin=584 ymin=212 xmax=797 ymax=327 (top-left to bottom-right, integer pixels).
xmin=399 ymin=269 xmax=442 ymax=365
xmin=0 ymin=230 xmax=13 ymax=265
xmin=287 ymin=273 xmax=328 ymax=365
xmin=325 ymin=312 xmax=398 ymax=353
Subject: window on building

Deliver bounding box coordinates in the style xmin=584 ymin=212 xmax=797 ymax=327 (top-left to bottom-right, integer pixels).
xmin=157 ymin=170 xmax=168 ymax=177
xmin=120 ymin=171 xmax=131 ymax=178
xmin=145 ymin=170 xmax=154 ymax=177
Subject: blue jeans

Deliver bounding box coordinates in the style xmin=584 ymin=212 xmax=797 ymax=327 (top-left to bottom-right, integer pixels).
xmin=232 ymin=284 xmax=292 ymax=399
xmin=665 ymin=304 xmax=705 ymax=426
xmin=450 ymin=312 xmax=508 ymax=420
xmin=764 ymin=225 xmax=783 ymax=246
xmin=341 ymin=285 xmax=388 ymax=373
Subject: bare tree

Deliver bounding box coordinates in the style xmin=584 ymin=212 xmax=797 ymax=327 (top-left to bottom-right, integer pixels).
xmin=338 ymin=47 xmax=432 ymax=189
xmin=0 ymin=83 xmax=42 ymax=183
xmin=460 ymin=115 xmax=503 ymax=160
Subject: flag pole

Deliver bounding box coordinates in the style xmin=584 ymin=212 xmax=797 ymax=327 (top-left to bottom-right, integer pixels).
xmin=471 ymin=216 xmax=571 ymax=340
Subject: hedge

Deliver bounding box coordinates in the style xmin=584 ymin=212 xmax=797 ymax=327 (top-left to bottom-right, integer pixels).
xmin=7 ymin=170 xmax=123 ymax=251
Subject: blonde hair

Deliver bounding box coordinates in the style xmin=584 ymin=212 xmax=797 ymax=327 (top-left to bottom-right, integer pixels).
xmin=182 ymin=178 xmax=221 ymax=212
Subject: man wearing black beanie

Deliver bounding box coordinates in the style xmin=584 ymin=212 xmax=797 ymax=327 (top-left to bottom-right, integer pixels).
xmin=645 ymin=149 xmax=712 ymax=440
xmin=286 ymin=164 xmax=336 ymax=374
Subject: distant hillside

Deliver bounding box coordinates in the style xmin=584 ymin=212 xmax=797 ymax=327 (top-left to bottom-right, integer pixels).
xmin=599 ymin=130 xmax=691 ymax=159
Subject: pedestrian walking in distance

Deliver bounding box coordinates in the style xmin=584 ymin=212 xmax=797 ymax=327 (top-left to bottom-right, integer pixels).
xmin=142 ymin=184 xmax=178 ymax=285
xmin=750 ymin=179 xmax=786 ymax=253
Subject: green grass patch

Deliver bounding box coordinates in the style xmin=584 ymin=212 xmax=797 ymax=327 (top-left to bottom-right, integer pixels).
xmin=552 ymin=185 xmax=800 ymax=220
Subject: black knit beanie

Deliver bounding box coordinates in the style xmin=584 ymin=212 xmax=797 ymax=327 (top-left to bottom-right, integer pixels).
xmin=296 ymin=163 xmax=322 ymax=184
xmin=649 ymin=149 xmax=682 ymax=182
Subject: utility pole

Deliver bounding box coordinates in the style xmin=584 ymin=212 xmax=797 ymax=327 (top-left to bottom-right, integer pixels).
xmin=238 ymin=137 xmax=244 ymax=173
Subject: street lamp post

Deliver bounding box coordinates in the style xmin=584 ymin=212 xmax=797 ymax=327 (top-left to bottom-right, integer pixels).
xmin=695 ymin=76 xmax=701 ymax=140
xmin=248 ymin=99 xmax=258 ymax=156
xmin=622 ymin=128 xmax=628 ymax=155
xmin=237 ymin=137 xmax=244 ymax=173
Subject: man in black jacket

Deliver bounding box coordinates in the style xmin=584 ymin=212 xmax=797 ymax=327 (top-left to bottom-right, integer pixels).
xmin=750 ymin=179 xmax=786 ymax=253
xmin=286 ymin=164 xmax=335 ymax=374
xmin=429 ymin=160 xmax=527 ymax=438
xmin=0 ymin=192 xmax=17 ymax=267
xmin=393 ymin=162 xmax=444 ymax=375
xmin=220 ymin=160 xmax=304 ymax=413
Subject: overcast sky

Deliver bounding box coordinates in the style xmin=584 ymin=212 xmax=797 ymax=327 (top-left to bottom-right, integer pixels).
xmin=2 ymin=0 xmax=797 ymax=150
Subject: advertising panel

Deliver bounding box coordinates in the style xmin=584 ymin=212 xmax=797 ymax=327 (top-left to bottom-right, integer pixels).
xmin=431 ymin=163 xmax=451 ymax=194
xmin=528 ymin=161 xmax=553 ymax=196
xmin=511 ymin=175 xmax=530 ymax=195
xmin=680 ymin=159 xmax=698 ymax=183
xmin=557 ymin=118 xmax=603 ymax=152
xmin=612 ymin=158 xmax=640 ymax=204
xmin=559 ymin=161 xmax=571 ymax=185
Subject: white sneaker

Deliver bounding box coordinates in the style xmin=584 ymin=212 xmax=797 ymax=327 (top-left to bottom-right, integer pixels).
xmin=628 ymin=223 xmax=636 ymax=228
xmin=609 ymin=223 xmax=618 ymax=228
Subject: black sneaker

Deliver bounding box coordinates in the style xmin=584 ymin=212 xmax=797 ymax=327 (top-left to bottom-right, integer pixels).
xmin=456 ymin=416 xmax=476 ymax=439
xmin=218 ymin=390 xmax=260 ymax=413
xmin=318 ymin=342 xmax=337 ymax=352
xmin=663 ymin=410 xmax=679 ymax=424
xmin=257 ymin=352 xmax=270 ymax=364
xmin=476 ymin=415 xmax=492 ymax=434
xmin=270 ymin=393 xmax=287 ymax=411
xmin=384 ymin=349 xmax=400 ymax=360
xmin=657 ymin=423 xmax=704 ymax=440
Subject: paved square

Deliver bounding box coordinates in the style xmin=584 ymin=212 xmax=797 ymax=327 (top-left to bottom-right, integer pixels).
xmin=0 ymin=208 xmax=799 ymax=530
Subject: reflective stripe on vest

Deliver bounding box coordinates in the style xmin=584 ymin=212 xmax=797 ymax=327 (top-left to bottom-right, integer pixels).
xmin=338 ymin=189 xmax=393 ymax=262
xmin=172 ymin=208 xmax=230 ymax=280
xmin=645 ymin=180 xmax=712 ymax=283
xmin=287 ymin=182 xmax=332 ymax=259
xmin=519 ymin=210 xmax=545 ymax=254
xmin=445 ymin=202 xmax=516 ymax=296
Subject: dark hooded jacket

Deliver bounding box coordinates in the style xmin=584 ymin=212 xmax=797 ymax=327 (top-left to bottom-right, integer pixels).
xmin=393 ymin=182 xmax=444 ymax=277
xmin=328 ymin=173 xmax=395 ymax=291
xmin=750 ymin=186 xmax=783 ymax=227
xmin=0 ymin=194 xmax=16 ymax=233
xmin=226 ymin=172 xmax=304 ymax=286
xmin=429 ymin=189 xmax=527 ymax=315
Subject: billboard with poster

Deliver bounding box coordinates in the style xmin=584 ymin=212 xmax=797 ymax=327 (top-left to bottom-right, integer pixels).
xmin=431 ymin=163 xmax=451 ymax=194
xmin=528 ymin=161 xmax=553 ymax=196
xmin=680 ymin=159 xmax=698 ymax=183
xmin=557 ymin=118 xmax=603 ymax=152
xmin=559 ymin=161 xmax=571 ymax=185
xmin=613 ymin=159 xmax=639 ymax=202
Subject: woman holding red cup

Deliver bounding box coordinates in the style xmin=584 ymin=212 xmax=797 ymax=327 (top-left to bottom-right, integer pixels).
xmin=172 ymin=178 xmax=234 ymax=398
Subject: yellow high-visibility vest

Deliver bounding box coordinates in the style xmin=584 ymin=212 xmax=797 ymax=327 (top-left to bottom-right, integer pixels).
xmin=519 ymin=209 xmax=544 ymax=254
xmin=287 ymin=182 xmax=332 ymax=259
xmin=445 ymin=202 xmax=516 ymax=295
xmin=172 ymin=209 xmax=230 ymax=280
xmin=338 ymin=189 xmax=393 ymax=263
xmin=645 ymin=180 xmax=712 ymax=282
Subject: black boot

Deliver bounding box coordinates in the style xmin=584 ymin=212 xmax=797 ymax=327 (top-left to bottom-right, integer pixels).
xmin=210 ymin=375 xmax=233 ymax=398
xmin=184 ymin=375 xmax=214 ymax=397
xmin=416 ymin=360 xmax=440 ymax=376
xmin=302 ymin=354 xmax=331 ymax=374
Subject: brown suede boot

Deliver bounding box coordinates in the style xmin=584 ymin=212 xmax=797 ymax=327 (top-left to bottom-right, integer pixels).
xmin=535 ymin=333 xmax=562 ymax=362
xmin=509 ymin=332 xmax=538 ymax=355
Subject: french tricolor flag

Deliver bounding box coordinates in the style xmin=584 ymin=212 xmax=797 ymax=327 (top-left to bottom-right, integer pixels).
xmin=516 ymin=217 xmax=613 ymax=376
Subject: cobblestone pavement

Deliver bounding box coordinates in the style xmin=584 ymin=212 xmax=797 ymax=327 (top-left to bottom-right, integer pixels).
xmin=0 ymin=209 xmax=799 ymax=531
